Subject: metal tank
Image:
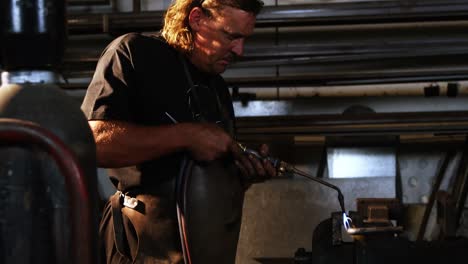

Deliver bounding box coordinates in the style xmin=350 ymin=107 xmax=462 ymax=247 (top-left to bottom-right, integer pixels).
xmin=0 ymin=1 xmax=99 ymax=263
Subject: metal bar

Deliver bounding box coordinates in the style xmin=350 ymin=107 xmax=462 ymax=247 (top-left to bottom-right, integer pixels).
xmin=67 ymin=11 xmax=165 ymax=34
xmin=242 ymin=43 xmax=468 ymax=61
xmin=257 ymin=0 xmax=468 ymax=27
xmin=133 ymin=0 xmax=141 ymax=13
xmin=451 ymin=141 xmax=468 ymax=227
xmin=417 ymin=151 xmax=454 ymax=241
xmin=68 ymin=0 xmax=110 ymax=5
xmin=235 ymin=111 xmax=468 ymax=136
xmin=315 ymin=147 xmax=327 ymax=178
xmin=224 ymin=74 xmax=468 ymax=88
xmin=435 ymin=191 xmax=457 ymax=238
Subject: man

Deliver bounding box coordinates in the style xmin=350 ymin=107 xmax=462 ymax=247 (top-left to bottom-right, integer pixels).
xmin=81 ymin=0 xmax=275 ymax=263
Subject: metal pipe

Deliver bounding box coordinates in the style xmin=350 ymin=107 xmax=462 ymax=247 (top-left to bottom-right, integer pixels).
xmin=451 ymin=144 xmax=468 ymax=228
xmin=133 ymin=0 xmax=141 ymax=13
xmin=68 ymin=0 xmax=111 ymax=5
xmin=233 ymin=81 xmax=468 ymax=99
xmin=0 ymin=118 xmax=96 ymax=264
xmin=67 ymin=11 xmax=165 ymax=34
xmin=235 ymin=111 xmax=468 ymax=136
xmin=0 ymin=0 xmax=65 ymax=70
xmin=417 ymin=151 xmax=454 ymax=241
xmin=224 ymin=72 xmax=468 ymax=88
xmin=257 ymin=0 xmax=468 ymax=27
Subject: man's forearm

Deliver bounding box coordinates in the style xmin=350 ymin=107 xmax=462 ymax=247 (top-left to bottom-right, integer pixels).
xmin=89 ymin=120 xmax=188 ymax=168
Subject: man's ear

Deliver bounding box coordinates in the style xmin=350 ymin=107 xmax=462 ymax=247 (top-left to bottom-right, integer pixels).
xmin=188 ymin=7 xmax=204 ymax=31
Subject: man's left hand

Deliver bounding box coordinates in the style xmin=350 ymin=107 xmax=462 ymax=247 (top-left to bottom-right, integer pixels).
xmin=231 ymin=143 xmax=277 ymax=185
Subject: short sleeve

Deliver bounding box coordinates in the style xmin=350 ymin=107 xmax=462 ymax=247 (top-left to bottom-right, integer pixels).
xmin=81 ymin=35 xmax=136 ymax=121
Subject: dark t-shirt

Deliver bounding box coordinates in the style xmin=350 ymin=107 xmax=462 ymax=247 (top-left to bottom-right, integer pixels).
xmin=81 ymin=33 xmax=235 ymax=192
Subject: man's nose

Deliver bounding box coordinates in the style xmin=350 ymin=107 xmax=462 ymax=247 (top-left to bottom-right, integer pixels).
xmin=231 ymin=39 xmax=244 ymax=56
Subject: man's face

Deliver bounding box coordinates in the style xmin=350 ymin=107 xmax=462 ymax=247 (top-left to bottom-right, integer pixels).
xmin=189 ymin=6 xmax=256 ymax=74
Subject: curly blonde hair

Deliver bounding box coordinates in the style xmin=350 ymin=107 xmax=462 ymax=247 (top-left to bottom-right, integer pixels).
xmin=161 ymin=0 xmax=263 ymax=54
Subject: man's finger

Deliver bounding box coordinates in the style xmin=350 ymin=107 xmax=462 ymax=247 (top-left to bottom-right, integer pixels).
xmin=234 ymin=160 xmax=249 ymax=180
xmin=249 ymin=154 xmax=266 ymax=178
xmin=263 ymin=159 xmax=277 ymax=178
xmin=240 ymin=154 xmax=256 ymax=178
xmin=259 ymin=143 xmax=270 ymax=157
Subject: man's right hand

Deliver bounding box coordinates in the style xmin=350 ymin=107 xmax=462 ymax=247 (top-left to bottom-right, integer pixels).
xmin=182 ymin=123 xmax=234 ymax=162
xmin=181 ymin=123 xmax=277 ymax=182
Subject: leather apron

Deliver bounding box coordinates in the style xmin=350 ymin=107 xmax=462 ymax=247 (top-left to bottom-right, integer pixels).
xmin=176 ymin=56 xmax=244 ymax=264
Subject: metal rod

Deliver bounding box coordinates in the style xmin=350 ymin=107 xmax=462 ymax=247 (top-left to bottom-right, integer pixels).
xmin=417 ymin=151 xmax=454 ymax=241
xmin=133 ymin=0 xmax=141 ymax=13
xmin=452 ymin=140 xmax=468 ymax=228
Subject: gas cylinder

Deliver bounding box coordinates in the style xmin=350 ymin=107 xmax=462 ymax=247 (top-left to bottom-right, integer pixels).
xmin=0 ymin=1 xmax=99 ymax=263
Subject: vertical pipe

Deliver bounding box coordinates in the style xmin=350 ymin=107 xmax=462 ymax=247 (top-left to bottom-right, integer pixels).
xmin=133 ymin=0 xmax=141 ymax=13
xmin=0 ymin=0 xmax=65 ymax=70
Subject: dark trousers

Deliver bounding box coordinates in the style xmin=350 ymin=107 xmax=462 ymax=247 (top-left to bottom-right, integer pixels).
xmin=100 ymin=192 xmax=183 ymax=264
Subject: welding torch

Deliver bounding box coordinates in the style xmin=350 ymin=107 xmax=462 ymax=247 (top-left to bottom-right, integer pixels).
xmin=237 ymin=142 xmax=352 ymax=229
